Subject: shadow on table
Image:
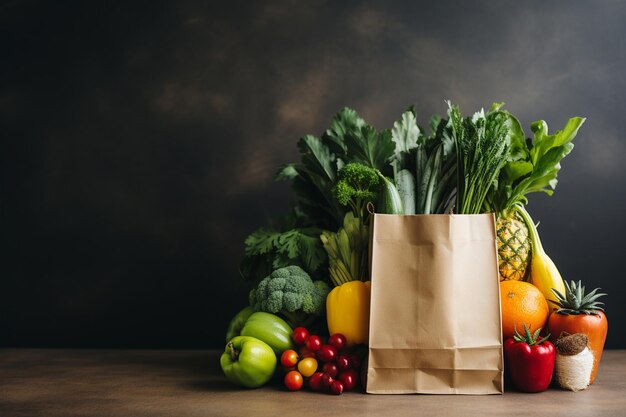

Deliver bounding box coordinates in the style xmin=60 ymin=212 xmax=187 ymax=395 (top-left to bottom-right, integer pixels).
xmin=185 ymin=373 xmax=286 ymax=393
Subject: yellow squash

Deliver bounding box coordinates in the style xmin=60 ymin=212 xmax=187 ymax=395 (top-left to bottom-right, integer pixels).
xmin=517 ymin=205 xmax=566 ymax=306
xmin=529 ymin=250 xmax=566 ymax=306
xmin=326 ymin=280 xmax=371 ymax=346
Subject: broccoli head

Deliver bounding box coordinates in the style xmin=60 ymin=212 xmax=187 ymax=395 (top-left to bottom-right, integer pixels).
xmin=249 ymin=265 xmax=330 ymax=328
xmin=333 ymin=163 xmax=381 ymax=219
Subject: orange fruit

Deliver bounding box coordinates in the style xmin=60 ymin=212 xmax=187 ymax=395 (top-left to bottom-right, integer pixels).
xmin=500 ymin=280 xmax=549 ymax=340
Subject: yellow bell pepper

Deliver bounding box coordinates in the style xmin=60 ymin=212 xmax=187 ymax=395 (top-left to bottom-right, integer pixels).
xmin=326 ymin=280 xmax=371 ymax=346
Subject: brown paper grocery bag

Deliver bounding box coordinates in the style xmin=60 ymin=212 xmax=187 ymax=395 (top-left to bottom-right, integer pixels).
xmin=366 ymin=213 xmax=503 ymax=394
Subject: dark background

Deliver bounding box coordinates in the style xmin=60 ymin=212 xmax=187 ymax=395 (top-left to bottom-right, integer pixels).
xmin=2 ymin=0 xmax=625 ymax=349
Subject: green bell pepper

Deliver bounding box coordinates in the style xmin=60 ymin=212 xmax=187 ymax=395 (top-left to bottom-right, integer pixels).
xmin=240 ymin=312 xmax=294 ymax=355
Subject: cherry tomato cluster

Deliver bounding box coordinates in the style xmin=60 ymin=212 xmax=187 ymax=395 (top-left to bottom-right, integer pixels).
xmin=280 ymin=327 xmax=362 ymax=395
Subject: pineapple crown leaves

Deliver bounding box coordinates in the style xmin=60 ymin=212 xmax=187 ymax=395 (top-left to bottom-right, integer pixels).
xmin=513 ymin=324 xmax=550 ymax=346
xmin=550 ymin=280 xmax=607 ymax=316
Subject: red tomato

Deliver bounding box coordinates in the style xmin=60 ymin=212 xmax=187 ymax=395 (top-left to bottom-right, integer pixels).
xmin=338 ymin=369 xmax=358 ymax=391
xmin=330 ymin=380 xmax=344 ymax=395
xmin=336 ymin=354 xmax=351 ymax=371
xmin=284 ymin=370 xmax=303 ymax=391
xmin=309 ymin=371 xmax=325 ymax=391
xmin=317 ymin=345 xmax=337 ymax=363
xmin=306 ymin=335 xmax=322 ymax=352
xmin=321 ymin=373 xmax=334 ymax=388
xmin=328 ymin=334 xmax=347 ymax=351
xmin=280 ymin=349 xmax=299 ymax=368
xmin=322 ymin=362 xmax=338 ymax=378
xmin=292 ymin=327 xmax=310 ymax=346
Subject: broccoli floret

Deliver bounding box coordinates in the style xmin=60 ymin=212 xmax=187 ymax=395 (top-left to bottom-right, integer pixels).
xmin=302 ymin=280 xmax=330 ymax=314
xmin=249 ymin=265 xmax=330 ymax=328
xmin=333 ymin=163 xmax=381 ymax=220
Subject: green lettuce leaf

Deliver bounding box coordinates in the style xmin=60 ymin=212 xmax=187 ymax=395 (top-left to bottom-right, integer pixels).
xmin=323 ymin=107 xmax=365 ymax=158
xmin=391 ymin=110 xmax=420 ymax=160
xmin=298 ymin=134 xmax=336 ymax=184
xmin=344 ymin=125 xmax=395 ymax=171
xmin=530 ymin=117 xmax=585 ymax=166
xmin=493 ymin=116 xmax=585 ymax=211
xmin=242 ymin=227 xmax=327 ymax=281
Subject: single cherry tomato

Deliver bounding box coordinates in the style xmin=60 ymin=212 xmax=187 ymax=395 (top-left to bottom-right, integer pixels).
xmin=284 ymin=370 xmax=303 ymax=391
xmin=309 ymin=371 xmax=325 ymax=391
xmin=328 ymin=334 xmax=347 ymax=351
xmin=306 ymin=335 xmax=322 ymax=352
xmin=317 ymin=345 xmax=337 ymax=363
xmin=321 ymin=373 xmax=334 ymax=388
xmin=292 ymin=327 xmax=310 ymax=346
xmin=280 ymin=349 xmax=299 ymax=368
xmin=330 ymin=380 xmax=344 ymax=395
xmin=322 ymin=362 xmax=338 ymax=377
xmin=338 ymin=369 xmax=358 ymax=391
xmin=297 ymin=357 xmax=319 ymax=378
xmin=336 ymin=354 xmax=351 ymax=371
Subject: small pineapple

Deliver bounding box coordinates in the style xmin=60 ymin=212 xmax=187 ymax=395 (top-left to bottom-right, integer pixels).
xmin=496 ymin=210 xmax=531 ymax=281
xmin=551 ymin=280 xmax=606 ymax=315
xmin=548 ymin=280 xmax=608 ymax=385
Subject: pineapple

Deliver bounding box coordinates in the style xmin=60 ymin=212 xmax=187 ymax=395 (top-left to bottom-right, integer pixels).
xmin=496 ymin=210 xmax=531 ymax=281
xmin=483 ymin=105 xmax=584 ymax=282
xmin=551 ymin=280 xmax=606 ymax=315
xmin=548 ymin=280 xmax=608 ymax=385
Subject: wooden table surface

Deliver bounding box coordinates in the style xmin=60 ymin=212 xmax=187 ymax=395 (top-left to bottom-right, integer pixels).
xmin=1 ymin=349 xmax=625 ymax=417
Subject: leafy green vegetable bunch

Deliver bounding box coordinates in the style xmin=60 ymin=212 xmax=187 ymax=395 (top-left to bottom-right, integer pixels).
xmin=241 ymin=101 xmax=585 ymax=283
xmin=448 ymin=102 xmax=511 ymax=214
xmin=242 ymin=108 xmax=396 ymax=283
xmin=484 ymin=104 xmax=585 ymax=215
xmin=390 ymin=108 xmax=457 ymax=214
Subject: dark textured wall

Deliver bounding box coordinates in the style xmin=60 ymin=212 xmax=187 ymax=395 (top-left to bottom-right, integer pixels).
xmin=2 ymin=0 xmax=625 ymax=348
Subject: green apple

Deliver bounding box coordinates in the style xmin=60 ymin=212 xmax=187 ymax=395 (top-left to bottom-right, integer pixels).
xmin=220 ymin=336 xmax=276 ymax=388
xmin=240 ymin=312 xmax=294 ymax=355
